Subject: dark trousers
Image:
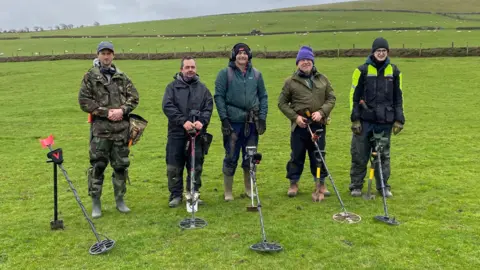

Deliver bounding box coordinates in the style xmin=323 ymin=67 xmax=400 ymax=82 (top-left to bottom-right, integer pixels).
xmin=166 ymin=135 xmax=205 ymax=200
xmin=286 ymin=123 xmax=328 ymax=184
xmin=349 ymin=121 xmax=393 ymax=191
xmin=222 ymin=122 xmax=258 ymax=176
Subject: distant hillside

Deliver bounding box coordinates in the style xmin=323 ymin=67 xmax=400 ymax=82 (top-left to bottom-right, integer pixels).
xmin=279 ymin=0 xmax=480 ymax=13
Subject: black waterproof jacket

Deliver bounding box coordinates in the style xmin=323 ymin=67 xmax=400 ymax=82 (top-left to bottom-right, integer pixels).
xmin=162 ymin=73 xmax=213 ymax=137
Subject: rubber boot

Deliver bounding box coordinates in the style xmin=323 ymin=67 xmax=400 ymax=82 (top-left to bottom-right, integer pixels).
xmin=243 ymin=168 xmax=255 ymax=198
xmin=115 ymin=196 xmax=131 ymax=213
xmin=92 ymin=197 xmax=102 ymax=219
xmin=224 ymin=174 xmax=234 ymax=201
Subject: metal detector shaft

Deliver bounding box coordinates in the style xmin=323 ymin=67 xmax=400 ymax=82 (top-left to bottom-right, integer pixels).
xmin=306 ymin=125 xmax=348 ymax=212
xmin=251 ymin=160 xmax=267 ymax=242
xmin=47 ymin=145 xmax=103 ymax=243
xmin=376 ymin=147 xmax=390 ymax=217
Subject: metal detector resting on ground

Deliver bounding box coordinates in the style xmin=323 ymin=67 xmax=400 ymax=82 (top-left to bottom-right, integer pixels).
xmin=40 ymin=135 xmax=115 ymax=255
xmin=371 ymin=132 xmax=400 ymax=226
xmin=179 ymin=110 xmax=207 ymax=229
xmin=304 ymin=111 xmax=361 ymax=224
xmin=246 ymin=146 xmax=283 ymax=253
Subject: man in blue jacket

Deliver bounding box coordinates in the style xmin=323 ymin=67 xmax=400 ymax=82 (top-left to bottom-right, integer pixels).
xmin=214 ymin=43 xmax=268 ymax=201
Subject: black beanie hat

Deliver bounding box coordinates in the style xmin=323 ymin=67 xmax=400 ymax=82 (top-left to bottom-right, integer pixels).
xmin=372 ymin=37 xmax=389 ymax=53
xmin=232 ymin=43 xmax=251 ymax=60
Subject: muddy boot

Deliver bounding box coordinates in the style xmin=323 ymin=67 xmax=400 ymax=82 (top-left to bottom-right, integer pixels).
xmin=168 ymin=197 xmax=182 ymax=208
xmin=322 ymin=181 xmax=331 ymax=197
xmin=312 ymin=182 xmax=326 ymax=202
xmin=92 ymin=197 xmax=102 ymax=219
xmin=243 ymin=168 xmax=255 ymax=198
xmin=287 ymin=182 xmax=298 ymax=197
xmin=115 ymin=196 xmax=131 ymax=213
xmin=351 ymin=189 xmax=362 ymax=197
xmin=224 ymin=174 xmax=234 ymax=201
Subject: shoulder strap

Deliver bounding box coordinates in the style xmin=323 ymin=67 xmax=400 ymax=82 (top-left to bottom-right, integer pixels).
xmin=252 ymin=67 xmax=260 ymax=80
xmin=227 ymin=67 xmax=233 ymax=87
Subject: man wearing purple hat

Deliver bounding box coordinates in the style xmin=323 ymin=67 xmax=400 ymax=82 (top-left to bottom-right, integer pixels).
xmin=278 ymin=46 xmax=336 ymax=202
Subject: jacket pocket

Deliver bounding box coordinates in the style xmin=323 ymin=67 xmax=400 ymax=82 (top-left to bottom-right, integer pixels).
xmin=360 ymin=108 xmax=376 ymax=122
xmin=385 ymin=106 xmax=395 ymax=123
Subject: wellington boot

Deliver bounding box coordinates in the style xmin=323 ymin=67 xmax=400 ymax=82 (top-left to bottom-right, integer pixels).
xmin=224 ymin=174 xmax=234 ymax=201
xmin=92 ymin=197 xmax=102 ymax=219
xmin=115 ymin=197 xmax=131 ymax=213
xmin=243 ymin=168 xmax=255 ymax=198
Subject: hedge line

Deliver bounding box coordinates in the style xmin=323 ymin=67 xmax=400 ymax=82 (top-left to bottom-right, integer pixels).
xmin=1 ymin=47 xmax=478 ymax=62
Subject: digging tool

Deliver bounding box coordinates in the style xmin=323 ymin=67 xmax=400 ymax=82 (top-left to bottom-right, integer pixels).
xmin=363 ymin=151 xmax=376 ymax=200
xmin=372 ymin=132 xmax=400 ymax=226
xmin=247 ymin=145 xmax=283 ymax=253
xmin=40 ymin=135 xmax=115 ymax=255
xmin=179 ymin=110 xmax=207 ymax=229
xmin=304 ymin=110 xmax=361 ymax=224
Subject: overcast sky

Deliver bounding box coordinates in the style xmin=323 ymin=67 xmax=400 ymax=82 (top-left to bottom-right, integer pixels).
xmin=0 ymin=0 xmax=351 ymax=30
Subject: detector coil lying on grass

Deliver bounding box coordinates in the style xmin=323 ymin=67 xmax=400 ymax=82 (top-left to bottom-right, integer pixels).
xmin=40 ymin=134 xmax=116 ymax=255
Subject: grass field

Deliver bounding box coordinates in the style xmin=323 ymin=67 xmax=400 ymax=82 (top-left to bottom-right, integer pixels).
xmin=1 ymin=57 xmax=479 ymax=269
xmin=2 ymin=10 xmax=480 ymax=38
xmin=1 ymin=29 xmax=478 ymax=57
xmin=282 ymin=0 xmax=480 ymax=13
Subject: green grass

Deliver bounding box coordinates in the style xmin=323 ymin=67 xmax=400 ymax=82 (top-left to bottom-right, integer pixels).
xmin=1 ymin=29 xmax=478 ymax=57
xmin=1 ymin=10 xmax=479 ymax=38
xmin=0 ymin=57 xmax=479 ymax=268
xmin=282 ymin=0 xmax=480 ymax=13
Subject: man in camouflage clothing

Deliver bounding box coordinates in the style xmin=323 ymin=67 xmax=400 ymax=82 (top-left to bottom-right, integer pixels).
xmin=78 ymin=41 xmax=140 ymax=218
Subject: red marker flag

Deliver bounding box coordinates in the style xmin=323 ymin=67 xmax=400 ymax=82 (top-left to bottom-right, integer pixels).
xmin=40 ymin=134 xmax=54 ymax=148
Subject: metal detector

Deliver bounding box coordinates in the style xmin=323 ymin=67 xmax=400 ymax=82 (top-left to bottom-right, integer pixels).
xmin=179 ymin=110 xmax=207 ymax=230
xmin=40 ymin=135 xmax=115 ymax=255
xmin=246 ymin=146 xmax=283 ymax=253
xmin=371 ymin=132 xmax=400 ymax=226
xmin=304 ymin=111 xmax=361 ymax=224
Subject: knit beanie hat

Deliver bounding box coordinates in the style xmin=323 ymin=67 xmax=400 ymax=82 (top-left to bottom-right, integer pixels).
xmin=371 ymin=37 xmax=389 ymax=53
xmin=296 ymin=46 xmax=315 ymax=65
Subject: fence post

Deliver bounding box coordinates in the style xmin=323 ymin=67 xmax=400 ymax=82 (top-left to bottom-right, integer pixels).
xmin=403 ymin=43 xmax=405 ymax=48
xmin=466 ymin=42 xmax=469 ymax=56
xmin=174 ymin=48 xmax=176 ymax=57
xmin=337 ymin=44 xmax=340 ymax=57
xmin=452 ymin=41 xmax=454 ymax=48
xmin=419 ymin=43 xmax=422 ymax=57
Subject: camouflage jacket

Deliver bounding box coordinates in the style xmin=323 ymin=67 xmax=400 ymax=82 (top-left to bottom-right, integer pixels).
xmin=78 ymin=65 xmax=139 ymax=140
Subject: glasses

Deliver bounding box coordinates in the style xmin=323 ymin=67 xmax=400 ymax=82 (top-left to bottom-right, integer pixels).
xmin=375 ymin=49 xmax=388 ymax=53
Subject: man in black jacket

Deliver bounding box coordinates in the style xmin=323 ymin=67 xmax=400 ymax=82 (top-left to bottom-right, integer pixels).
xmin=162 ymin=56 xmax=214 ymax=207
xmin=349 ymin=37 xmax=405 ymax=198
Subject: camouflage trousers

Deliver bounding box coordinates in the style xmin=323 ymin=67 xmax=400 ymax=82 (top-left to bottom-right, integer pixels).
xmin=87 ymin=137 xmax=130 ymax=200
xmin=349 ymin=121 xmax=393 ymax=191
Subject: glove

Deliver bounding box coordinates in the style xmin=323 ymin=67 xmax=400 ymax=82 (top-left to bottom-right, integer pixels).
xmin=351 ymin=120 xmax=361 ymax=135
xmin=221 ymin=119 xmax=233 ymax=136
xmin=393 ymin=121 xmax=403 ymax=135
xmin=256 ymin=119 xmax=266 ymax=135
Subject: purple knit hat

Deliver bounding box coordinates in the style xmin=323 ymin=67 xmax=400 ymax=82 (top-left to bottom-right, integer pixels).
xmin=296 ymin=46 xmax=314 ymax=64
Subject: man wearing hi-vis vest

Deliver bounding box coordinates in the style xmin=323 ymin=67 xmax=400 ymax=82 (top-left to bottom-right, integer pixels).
xmin=349 ymin=37 xmax=405 ymax=198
